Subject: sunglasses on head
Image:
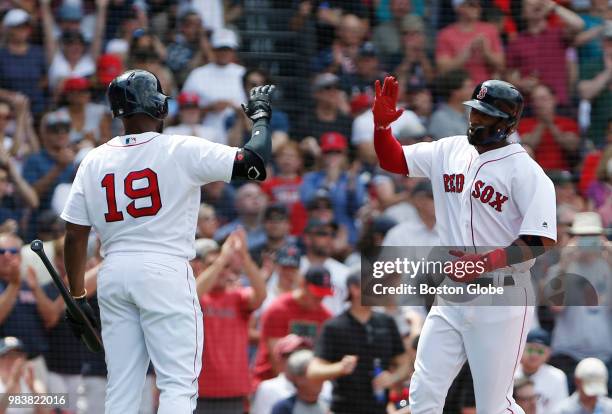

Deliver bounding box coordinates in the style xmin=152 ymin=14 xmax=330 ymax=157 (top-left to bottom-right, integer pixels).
xmin=0 ymin=247 xmax=19 ymax=255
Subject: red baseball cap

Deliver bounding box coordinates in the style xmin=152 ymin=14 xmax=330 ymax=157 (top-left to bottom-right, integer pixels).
xmin=177 ymin=92 xmax=200 ymax=107
xmin=272 ymin=334 xmax=313 ymax=360
xmin=320 ymin=132 xmax=348 ymax=153
xmin=97 ymin=54 xmax=124 ymax=86
xmin=63 ymin=77 xmax=90 ymax=93
xmin=305 ymin=265 xmax=334 ymax=298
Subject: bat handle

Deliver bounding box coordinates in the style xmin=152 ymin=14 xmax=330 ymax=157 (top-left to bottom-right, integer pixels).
xmin=30 ymin=239 xmax=44 ymax=254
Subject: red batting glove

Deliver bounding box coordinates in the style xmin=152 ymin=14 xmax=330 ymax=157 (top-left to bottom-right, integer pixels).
xmin=446 ymin=249 xmax=508 ymax=283
xmin=373 ymin=76 xmax=404 ymax=129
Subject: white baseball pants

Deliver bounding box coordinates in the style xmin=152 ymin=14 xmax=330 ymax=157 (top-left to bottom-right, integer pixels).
xmin=97 ymin=253 xmax=203 ymax=414
xmin=409 ymin=277 xmax=534 ymax=413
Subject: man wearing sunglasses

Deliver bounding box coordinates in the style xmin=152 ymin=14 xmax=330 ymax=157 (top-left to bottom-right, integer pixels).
xmin=516 ymin=328 xmax=568 ymax=413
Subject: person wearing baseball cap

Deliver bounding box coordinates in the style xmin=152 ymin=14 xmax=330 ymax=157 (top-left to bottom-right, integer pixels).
xmin=252 ymin=263 xmax=332 ymax=389
xmin=515 ymin=328 xmax=569 ymax=413
xmin=307 ymin=268 xmax=409 ymax=414
xmin=163 ymin=91 xmax=220 ymax=141
xmin=251 ymin=334 xmax=317 ymax=414
xmin=553 ymin=357 xmax=612 ymax=413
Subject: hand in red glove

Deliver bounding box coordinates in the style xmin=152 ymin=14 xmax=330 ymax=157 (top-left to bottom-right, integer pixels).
xmin=446 ymin=249 xmax=508 ymax=283
xmin=373 ymin=76 xmax=404 ymax=129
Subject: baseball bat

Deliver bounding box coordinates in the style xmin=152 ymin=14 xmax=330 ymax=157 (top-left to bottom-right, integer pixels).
xmin=30 ymin=239 xmax=103 ymax=353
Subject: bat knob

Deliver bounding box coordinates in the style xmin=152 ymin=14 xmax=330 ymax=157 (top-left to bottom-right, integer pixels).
xmin=30 ymin=239 xmax=43 ymax=253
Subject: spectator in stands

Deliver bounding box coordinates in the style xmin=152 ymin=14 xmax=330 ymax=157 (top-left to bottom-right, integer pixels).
xmin=549 ymin=170 xmax=587 ymax=212
xmin=166 ymin=9 xmax=210 ymax=86
xmin=515 ymin=328 xmax=569 ymax=414
xmin=214 ymin=183 xmax=267 ymax=249
xmin=307 ymin=272 xmax=410 ymax=414
xmin=0 ymin=163 xmax=37 ymax=236
xmin=435 ymin=0 xmax=504 ymax=84
xmin=382 ymin=181 xmax=438 ymax=247
xmin=547 ymin=212 xmax=612 ymax=393
xmin=0 ymin=97 xmax=38 ymax=162
xmin=163 ymin=92 xmax=218 ymax=141
xmin=312 ymin=14 xmax=368 ymax=75
xmin=23 ymin=111 xmax=76 ymax=240
xmin=339 ymin=42 xmax=386 ymax=100
xmin=586 ymin=146 xmax=612 ymax=228
xmin=250 ymin=204 xmax=296 ymax=271
xmin=58 ymin=77 xmax=112 ymax=146
xmin=506 ymin=0 xmax=584 ymax=109
xmin=305 ymin=189 xmax=351 ymax=259
xmin=271 ymin=349 xmax=328 ymax=414
xmin=0 ymin=9 xmax=47 ymax=115
xmin=41 ymin=0 xmax=106 ymax=95
xmin=93 ymin=53 xmax=124 ymax=101
xmin=196 ymin=204 xmax=219 ymax=240
xmin=293 ymin=73 xmax=351 ymax=141
xmin=300 ymin=132 xmax=366 ymax=244
xmin=517 ymin=84 xmax=580 ymax=171
xmin=195 ymin=228 xmax=266 ymax=414
xmin=251 ymin=334 xmax=317 ymax=414
xmin=299 ymin=216 xmax=351 ymax=315
xmin=402 ymin=80 xmax=432 ymax=130
xmin=513 ymin=377 xmax=538 ymax=414
xmin=182 ymin=28 xmax=246 ymax=144
xmin=0 ymin=233 xmax=51 ymax=362
xmin=574 ymin=0 xmax=610 ymax=79
xmin=0 ymin=336 xmax=50 ymax=413
xmin=372 ymin=0 xmax=414 ymax=63
xmin=260 ymin=141 xmax=305 ymax=235
xmin=578 ymin=22 xmax=612 ymax=149
xmin=392 ymin=15 xmax=434 ymax=89
xmin=229 ymin=68 xmax=290 ymax=150
xmin=427 ymin=69 xmax=473 ymax=140
xmin=191 ymin=238 xmax=219 ymax=277
xmin=252 ymin=265 xmax=333 ymax=389
xmin=552 ymin=358 xmax=612 ymax=414
xmin=129 ymin=29 xmax=176 ymax=96
xmin=201 ymin=181 xmax=237 ymax=226
xmin=259 ymin=244 xmax=303 ymax=314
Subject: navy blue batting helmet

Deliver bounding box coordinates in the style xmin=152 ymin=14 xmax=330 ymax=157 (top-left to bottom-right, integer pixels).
xmin=107 ymin=70 xmax=169 ymax=120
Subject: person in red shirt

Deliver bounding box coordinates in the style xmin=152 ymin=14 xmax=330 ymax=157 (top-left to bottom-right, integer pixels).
xmin=260 ymin=141 xmax=307 ymax=235
xmin=252 ymin=266 xmax=333 ymax=390
xmin=435 ymin=0 xmax=504 ymax=84
xmin=194 ymin=228 xmax=267 ymax=414
xmin=517 ymin=84 xmax=580 ymax=171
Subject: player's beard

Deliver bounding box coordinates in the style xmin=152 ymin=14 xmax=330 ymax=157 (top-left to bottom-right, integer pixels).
xmin=467 ymin=125 xmax=486 ymax=146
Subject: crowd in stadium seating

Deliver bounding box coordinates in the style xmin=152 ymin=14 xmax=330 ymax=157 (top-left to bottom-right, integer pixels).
xmin=0 ymin=0 xmax=610 ymax=413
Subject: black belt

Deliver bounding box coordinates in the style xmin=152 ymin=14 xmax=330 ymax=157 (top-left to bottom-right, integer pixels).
xmin=468 ymin=275 xmax=515 ymax=288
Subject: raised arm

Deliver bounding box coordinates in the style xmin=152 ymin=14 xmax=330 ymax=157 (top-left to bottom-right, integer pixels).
xmin=40 ymin=0 xmax=58 ymax=66
xmin=231 ymin=85 xmax=275 ymax=181
xmin=90 ymin=0 xmax=109 ymax=62
xmin=372 ymin=77 xmax=408 ymax=175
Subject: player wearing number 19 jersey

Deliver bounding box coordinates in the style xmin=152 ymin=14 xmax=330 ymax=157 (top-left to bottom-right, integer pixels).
xmin=60 ymin=70 xmax=275 ymax=414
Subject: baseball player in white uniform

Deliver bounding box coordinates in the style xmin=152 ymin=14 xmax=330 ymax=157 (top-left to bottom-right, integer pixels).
xmin=59 ymin=70 xmax=275 ymax=413
xmin=372 ymin=76 xmax=557 ymax=413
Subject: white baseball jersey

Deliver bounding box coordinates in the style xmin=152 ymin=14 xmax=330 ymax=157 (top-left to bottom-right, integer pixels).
xmin=403 ymin=136 xmax=557 ymax=248
xmin=60 ymin=132 xmax=238 ymax=259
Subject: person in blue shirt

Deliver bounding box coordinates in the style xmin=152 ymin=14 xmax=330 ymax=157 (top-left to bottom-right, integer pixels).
xmin=22 ymin=111 xmax=76 ymax=241
xmin=300 ymin=132 xmax=366 ymax=245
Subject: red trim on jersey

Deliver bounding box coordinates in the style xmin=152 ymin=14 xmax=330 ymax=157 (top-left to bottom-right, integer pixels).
xmin=105 ymin=134 xmax=161 ymax=147
xmin=374 ymin=127 xmax=409 ymax=175
xmin=469 ymin=151 xmax=525 ymax=251
xmin=185 ymin=263 xmax=199 ymax=402
xmin=505 ymin=288 xmax=528 ymax=414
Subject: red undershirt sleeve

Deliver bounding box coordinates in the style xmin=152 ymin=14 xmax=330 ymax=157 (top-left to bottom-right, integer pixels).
xmin=374 ymin=127 xmax=409 ymax=175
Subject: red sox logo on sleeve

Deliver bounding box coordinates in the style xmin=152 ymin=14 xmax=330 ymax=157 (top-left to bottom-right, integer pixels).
xmin=477 ymin=86 xmax=487 ymax=100
xmin=471 ymin=180 xmax=509 ymax=212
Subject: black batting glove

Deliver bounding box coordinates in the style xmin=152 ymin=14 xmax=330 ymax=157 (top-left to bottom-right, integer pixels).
xmin=65 ymin=297 xmax=99 ymax=339
xmin=241 ymin=85 xmax=275 ymax=122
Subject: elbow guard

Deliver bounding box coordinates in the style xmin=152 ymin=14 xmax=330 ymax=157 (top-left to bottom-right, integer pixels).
xmin=232 ymin=148 xmax=267 ymax=181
